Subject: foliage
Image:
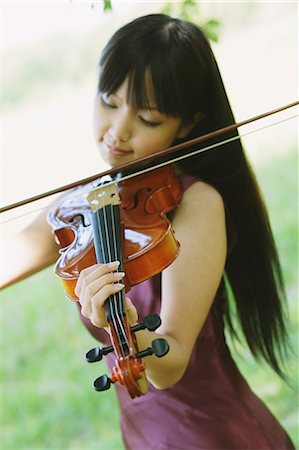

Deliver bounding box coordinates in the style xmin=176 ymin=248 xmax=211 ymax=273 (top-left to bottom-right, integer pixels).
xmin=162 ymin=0 xmax=221 ymax=42
xmin=103 ymin=0 xmax=112 ymax=12
xmin=80 ymin=0 xmax=221 ymax=41
xmin=72 ymin=0 xmax=112 ymax=12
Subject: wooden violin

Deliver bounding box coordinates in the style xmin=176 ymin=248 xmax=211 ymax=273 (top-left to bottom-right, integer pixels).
xmin=47 ymin=165 xmax=182 ymax=398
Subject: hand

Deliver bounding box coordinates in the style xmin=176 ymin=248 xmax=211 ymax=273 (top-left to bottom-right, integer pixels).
xmin=74 ymin=261 xmax=137 ymax=328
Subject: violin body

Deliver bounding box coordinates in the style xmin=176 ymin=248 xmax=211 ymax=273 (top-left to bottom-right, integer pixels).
xmin=48 ymin=165 xmax=183 ymax=299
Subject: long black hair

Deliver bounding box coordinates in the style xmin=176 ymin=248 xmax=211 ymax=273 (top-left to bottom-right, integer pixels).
xmin=98 ymin=14 xmax=290 ymax=377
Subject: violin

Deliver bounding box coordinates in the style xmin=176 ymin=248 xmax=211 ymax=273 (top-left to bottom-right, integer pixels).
xmin=48 ymin=165 xmax=182 ymax=398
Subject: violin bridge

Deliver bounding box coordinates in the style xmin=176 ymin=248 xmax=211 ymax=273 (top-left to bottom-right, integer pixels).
xmin=87 ymin=184 xmax=121 ymax=211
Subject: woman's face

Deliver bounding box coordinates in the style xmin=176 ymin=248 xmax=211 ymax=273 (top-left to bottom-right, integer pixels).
xmin=93 ymin=78 xmax=192 ymax=167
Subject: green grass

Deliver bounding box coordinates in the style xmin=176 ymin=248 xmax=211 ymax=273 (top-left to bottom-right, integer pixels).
xmin=1 ymin=271 xmax=125 ymax=450
xmin=1 ymin=150 xmax=298 ymax=449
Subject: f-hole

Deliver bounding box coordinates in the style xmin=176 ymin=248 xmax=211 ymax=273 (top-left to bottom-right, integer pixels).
xmin=123 ymin=187 xmax=152 ymax=211
xmin=70 ymin=214 xmax=90 ymax=228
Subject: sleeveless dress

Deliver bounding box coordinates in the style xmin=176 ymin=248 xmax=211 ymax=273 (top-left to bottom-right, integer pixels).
xmin=78 ymin=174 xmax=295 ymax=450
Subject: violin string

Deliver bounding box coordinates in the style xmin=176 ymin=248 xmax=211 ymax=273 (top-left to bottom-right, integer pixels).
xmin=109 ymin=201 xmax=130 ymax=352
xmin=99 ymin=185 xmax=127 ymax=358
xmin=92 ymin=183 xmax=123 ymax=358
xmin=95 ymin=185 xmax=119 ymax=356
xmin=101 ymin=195 xmax=121 ymax=355
xmin=85 ymin=184 xmax=129 ymax=358
xmin=92 ymin=185 xmax=110 ymax=335
xmin=93 ymin=182 xmax=106 ymax=268
xmin=0 ymin=113 xmax=297 ymax=225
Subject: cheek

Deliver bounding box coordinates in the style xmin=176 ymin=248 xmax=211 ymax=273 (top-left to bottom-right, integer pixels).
xmin=93 ymin=109 xmax=107 ymax=141
xmin=138 ymin=119 xmax=180 ymax=156
xmin=138 ymin=129 xmax=179 ymax=155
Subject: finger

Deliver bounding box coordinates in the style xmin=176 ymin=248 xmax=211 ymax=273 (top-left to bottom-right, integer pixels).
xmin=74 ymin=264 xmax=98 ymax=298
xmin=90 ymin=307 xmax=107 ymax=328
xmin=80 ymin=271 xmax=125 ymax=318
xmin=89 ymin=283 xmax=125 ymax=328
xmin=76 ymin=261 xmax=120 ymax=298
xmin=75 ymin=261 xmax=120 ymax=298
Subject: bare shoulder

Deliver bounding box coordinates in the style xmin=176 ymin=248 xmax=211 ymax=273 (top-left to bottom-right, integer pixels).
xmin=169 ymin=179 xmax=227 ymax=285
xmin=171 ymin=180 xmax=227 ymax=263
xmin=173 ymin=180 xmax=225 ymax=226
xmin=183 ymin=179 xmax=223 ymax=205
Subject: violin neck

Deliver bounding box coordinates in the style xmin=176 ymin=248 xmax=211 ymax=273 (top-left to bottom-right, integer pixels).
xmin=90 ymin=204 xmax=125 ymax=323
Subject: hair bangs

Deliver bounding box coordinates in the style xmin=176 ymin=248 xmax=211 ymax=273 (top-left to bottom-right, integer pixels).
xmin=98 ymin=48 xmax=129 ymax=96
xmin=126 ymin=48 xmax=193 ymax=122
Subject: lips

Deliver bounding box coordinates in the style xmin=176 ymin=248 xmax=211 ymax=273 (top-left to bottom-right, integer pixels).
xmin=104 ymin=142 xmax=132 ymax=158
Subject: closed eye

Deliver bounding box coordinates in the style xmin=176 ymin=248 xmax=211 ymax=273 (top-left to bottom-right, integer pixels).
xmin=139 ymin=116 xmax=161 ymax=128
xmin=100 ymin=94 xmax=116 ymax=109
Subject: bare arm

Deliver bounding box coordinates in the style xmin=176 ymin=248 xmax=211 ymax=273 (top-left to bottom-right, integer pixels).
xmin=0 ymin=209 xmax=59 ymax=289
xmin=132 ymin=181 xmax=227 ymax=388
xmin=76 ymin=180 xmax=227 ymax=389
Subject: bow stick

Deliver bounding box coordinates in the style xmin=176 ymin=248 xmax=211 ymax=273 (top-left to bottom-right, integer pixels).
xmin=1 ymin=100 xmax=298 ymax=215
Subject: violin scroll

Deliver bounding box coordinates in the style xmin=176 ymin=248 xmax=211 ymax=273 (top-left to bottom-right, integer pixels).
xmin=86 ymin=314 xmax=169 ymax=394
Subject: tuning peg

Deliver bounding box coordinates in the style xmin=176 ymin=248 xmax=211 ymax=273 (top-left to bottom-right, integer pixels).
xmin=152 ymin=338 xmax=170 ymax=357
xmin=86 ymin=344 xmax=114 ymax=363
xmin=131 ymin=314 xmax=162 ymax=333
xmin=93 ymin=374 xmax=113 ymax=391
xmin=136 ymin=338 xmax=169 ymax=359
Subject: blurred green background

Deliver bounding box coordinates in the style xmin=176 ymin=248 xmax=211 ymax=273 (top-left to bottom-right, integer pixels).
xmin=1 ymin=1 xmax=298 ymax=449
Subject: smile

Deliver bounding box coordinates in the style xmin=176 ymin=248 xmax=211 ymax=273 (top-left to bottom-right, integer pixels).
xmin=105 ymin=142 xmax=133 ymax=158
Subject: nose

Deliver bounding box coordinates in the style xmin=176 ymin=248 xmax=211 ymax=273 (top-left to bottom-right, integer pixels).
xmin=110 ymin=113 xmax=131 ymax=144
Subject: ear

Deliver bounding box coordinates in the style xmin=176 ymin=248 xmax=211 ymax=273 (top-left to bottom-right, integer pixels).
xmin=176 ymin=112 xmax=205 ymax=139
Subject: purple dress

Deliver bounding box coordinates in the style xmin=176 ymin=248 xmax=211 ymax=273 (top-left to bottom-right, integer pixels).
xmin=79 ymin=174 xmax=294 ymax=450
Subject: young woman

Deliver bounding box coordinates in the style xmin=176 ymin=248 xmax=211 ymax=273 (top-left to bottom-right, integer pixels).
xmin=2 ymin=14 xmax=295 ymax=450
xmin=74 ymin=14 xmax=295 ymax=449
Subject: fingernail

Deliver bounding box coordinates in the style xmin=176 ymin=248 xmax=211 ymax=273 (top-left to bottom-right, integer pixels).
xmin=114 ymin=283 xmax=125 ymax=290
xmin=114 ymin=272 xmax=125 ymax=280
xmin=108 ymin=261 xmax=120 ymax=268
